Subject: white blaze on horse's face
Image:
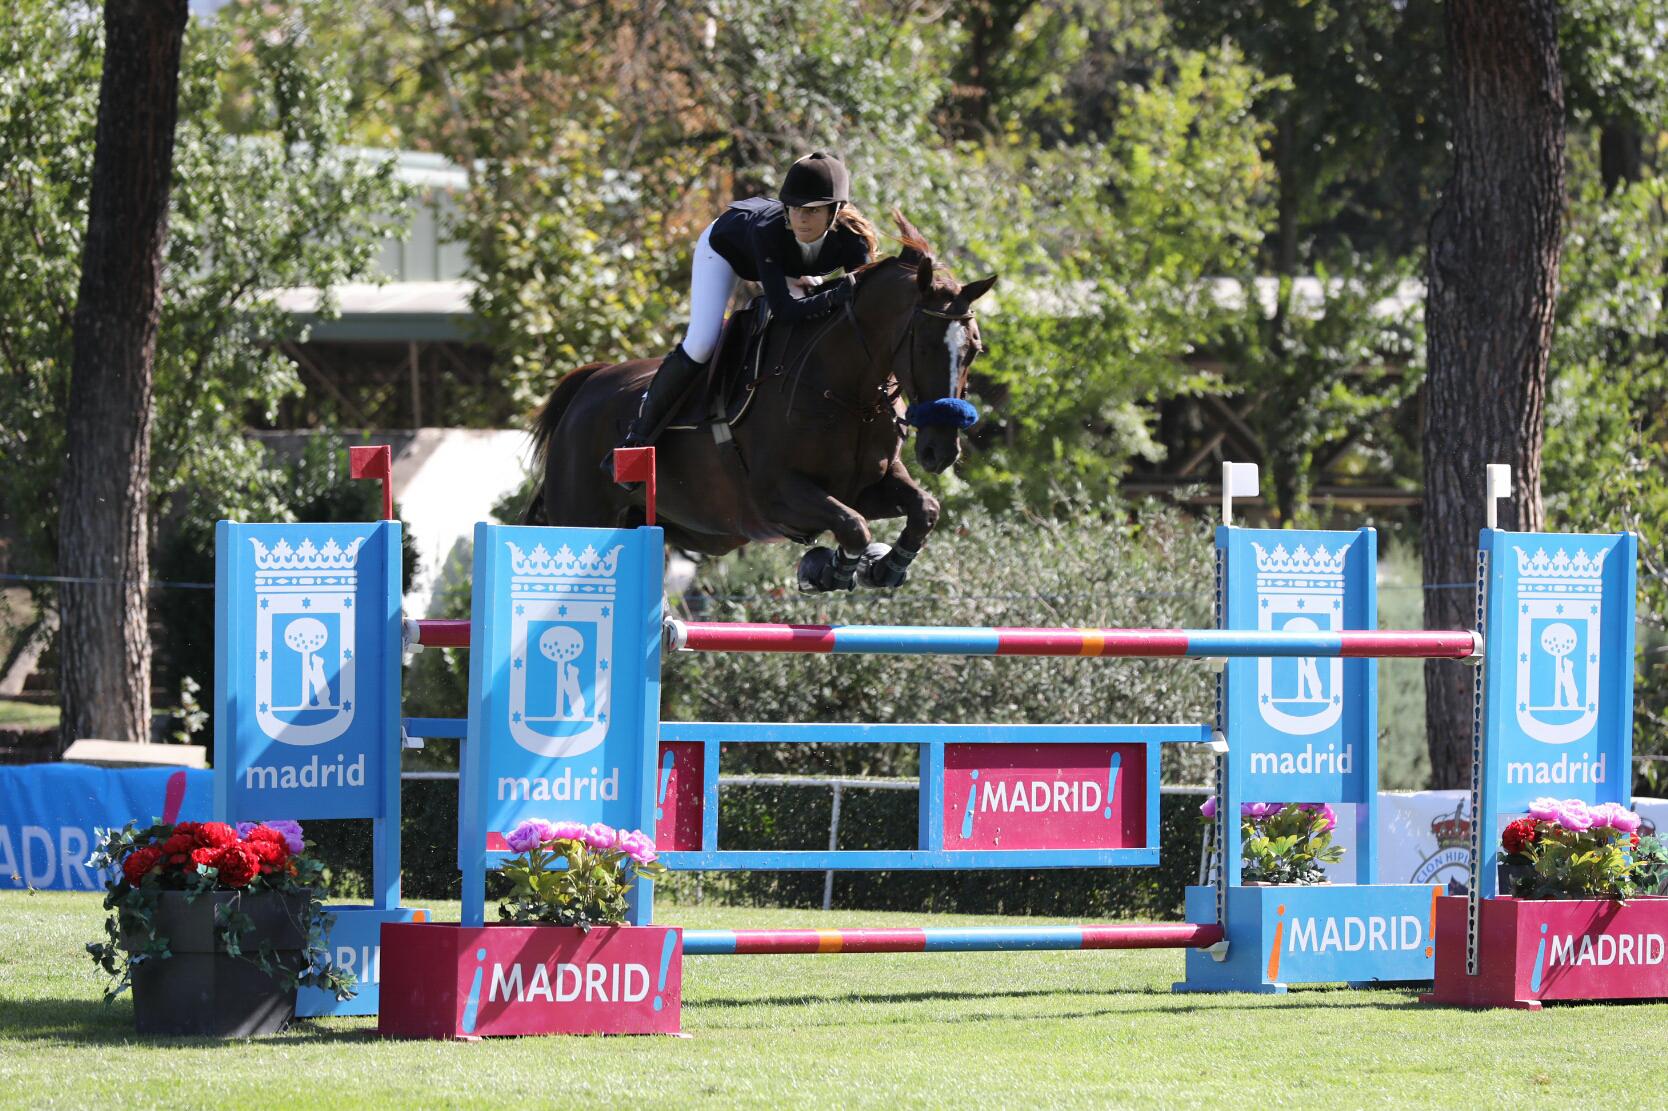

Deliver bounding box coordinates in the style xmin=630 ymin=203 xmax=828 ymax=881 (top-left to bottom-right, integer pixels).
xmin=943 ymin=319 xmax=967 ymax=395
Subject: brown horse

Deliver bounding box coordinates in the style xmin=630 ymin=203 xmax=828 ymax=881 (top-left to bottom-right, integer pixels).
xmin=523 ymin=212 xmax=995 ymax=592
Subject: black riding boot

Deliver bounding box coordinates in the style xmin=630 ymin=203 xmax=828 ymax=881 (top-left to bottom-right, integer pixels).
xmin=608 ymin=344 xmax=707 ymax=485
xmin=623 ymin=344 xmax=706 ymax=448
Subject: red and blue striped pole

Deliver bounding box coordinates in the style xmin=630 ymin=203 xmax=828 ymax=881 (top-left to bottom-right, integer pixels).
xmin=681 ymin=923 xmax=1226 ymax=955
xmin=665 ymin=620 xmax=1482 ymax=661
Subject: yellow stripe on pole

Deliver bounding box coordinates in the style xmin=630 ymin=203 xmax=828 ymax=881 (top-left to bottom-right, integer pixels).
xmin=816 ymin=930 xmax=843 ymax=953
xmin=1079 ymin=630 xmax=1105 ymax=657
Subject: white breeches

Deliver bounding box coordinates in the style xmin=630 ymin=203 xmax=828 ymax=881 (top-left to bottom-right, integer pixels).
xmin=680 ymin=221 xmax=819 ymax=362
xmin=681 ymin=223 xmax=739 ymax=363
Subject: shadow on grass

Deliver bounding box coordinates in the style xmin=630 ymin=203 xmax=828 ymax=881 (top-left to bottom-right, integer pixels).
xmin=690 ymin=983 xmax=1427 ymax=1014
xmin=0 ymin=996 xmax=382 ymax=1045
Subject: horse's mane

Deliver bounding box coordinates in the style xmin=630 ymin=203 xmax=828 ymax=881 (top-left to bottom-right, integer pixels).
xmin=853 ymin=209 xmax=933 ymax=280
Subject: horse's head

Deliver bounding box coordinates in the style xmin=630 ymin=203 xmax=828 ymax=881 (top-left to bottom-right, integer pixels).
xmin=859 ymin=212 xmax=997 ymax=475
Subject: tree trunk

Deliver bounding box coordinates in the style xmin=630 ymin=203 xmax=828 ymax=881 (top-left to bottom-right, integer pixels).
xmin=1422 ymin=0 xmax=1564 ymax=787
xmin=57 ymin=0 xmax=189 ymax=752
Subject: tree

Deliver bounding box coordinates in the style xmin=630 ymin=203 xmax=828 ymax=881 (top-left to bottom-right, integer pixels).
xmin=0 ymin=0 xmax=403 ymax=749
xmin=1422 ymin=0 xmax=1565 ymax=787
xmin=55 ymin=0 xmax=190 ymax=749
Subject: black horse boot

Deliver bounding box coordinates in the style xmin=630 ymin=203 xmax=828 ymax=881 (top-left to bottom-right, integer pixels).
xmin=607 ymin=343 xmax=707 ymax=487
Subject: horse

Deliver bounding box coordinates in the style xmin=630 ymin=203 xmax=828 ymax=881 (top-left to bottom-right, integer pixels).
xmin=522 ymin=211 xmax=996 ymax=593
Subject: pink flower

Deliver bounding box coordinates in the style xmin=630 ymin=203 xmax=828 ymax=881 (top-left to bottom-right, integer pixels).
xmin=1299 ymin=803 xmax=1337 ymax=832
xmin=1555 ymin=799 xmax=1594 ymax=832
xmin=548 ymin=821 xmax=589 ymax=842
xmin=1588 ymin=802 xmax=1642 ymax=834
xmin=1199 ymin=796 xmax=1218 ymax=819
xmin=1242 ymin=803 xmax=1282 ymax=820
xmin=584 ymin=823 xmax=619 ymax=851
xmin=505 ymin=819 xmax=557 ymax=853
xmin=618 ymin=829 xmax=658 ymax=865
xmin=1527 ymin=797 xmax=1563 ymax=822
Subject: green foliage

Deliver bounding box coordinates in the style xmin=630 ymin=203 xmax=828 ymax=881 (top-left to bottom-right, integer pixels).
xmin=928 ymin=46 xmax=1278 ymax=509
xmin=1168 ymin=0 xmax=1448 ymax=263
xmin=1208 ymin=261 xmax=1422 ymax=524
xmin=1544 ymin=148 xmax=1668 ymax=776
xmin=1633 ymin=834 xmax=1668 ymax=896
xmin=1515 ymin=827 xmax=1641 ymax=901
xmin=1236 ymin=804 xmax=1344 ymax=885
xmin=1499 ymin=815 xmax=1660 ymax=901
xmin=0 ymin=0 xmax=404 ymax=583
xmin=497 ymin=830 xmax=668 ymax=928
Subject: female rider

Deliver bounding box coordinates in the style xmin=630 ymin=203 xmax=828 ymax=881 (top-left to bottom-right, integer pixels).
xmin=616 ymin=151 xmax=880 ymax=451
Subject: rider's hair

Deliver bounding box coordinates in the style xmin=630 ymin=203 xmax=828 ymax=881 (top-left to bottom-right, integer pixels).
xmin=836 ymin=204 xmax=880 ymax=260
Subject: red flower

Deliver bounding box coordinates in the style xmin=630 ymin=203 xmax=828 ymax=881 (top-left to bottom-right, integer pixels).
xmin=211 ymin=843 xmax=260 ymax=888
xmin=161 ymin=833 xmax=197 ymax=868
xmin=172 ymin=822 xmax=200 ymax=837
xmin=245 ymin=837 xmax=290 ymax=875
xmin=194 ymin=822 xmax=238 ymax=850
xmin=1502 ymin=817 xmax=1539 ymax=856
xmin=1632 ymin=833 xmax=1642 ymax=849
xmin=122 ymin=846 xmax=163 ymax=886
xmin=190 ymin=846 xmax=219 ymax=868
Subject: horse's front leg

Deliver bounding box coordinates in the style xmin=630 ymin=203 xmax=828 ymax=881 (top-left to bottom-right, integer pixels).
xmin=760 ymin=471 xmax=874 ymax=593
xmin=851 ymin=459 xmax=940 ymax=588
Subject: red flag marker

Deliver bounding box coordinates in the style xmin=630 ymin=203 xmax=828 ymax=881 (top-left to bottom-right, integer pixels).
xmin=613 ymin=446 xmax=657 ymax=526
xmin=349 ymin=444 xmax=394 ymax=520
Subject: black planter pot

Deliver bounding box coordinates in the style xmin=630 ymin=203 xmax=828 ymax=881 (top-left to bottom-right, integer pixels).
xmin=121 ymin=889 xmax=309 ymax=1037
xmin=1497 ymin=861 xmax=1535 ymax=897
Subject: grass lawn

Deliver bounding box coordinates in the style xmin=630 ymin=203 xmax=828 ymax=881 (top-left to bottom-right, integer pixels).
xmin=0 ymin=700 xmax=57 ymax=729
xmin=0 ymin=891 xmax=1654 ymax=1109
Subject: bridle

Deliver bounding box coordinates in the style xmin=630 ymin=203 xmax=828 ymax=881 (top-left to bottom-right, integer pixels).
xmin=827 ymin=294 xmax=979 ymax=426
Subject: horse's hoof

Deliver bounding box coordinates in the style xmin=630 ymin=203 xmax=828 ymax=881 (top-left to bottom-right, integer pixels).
xmin=857 ymin=543 xmax=907 ymax=588
xmin=797 ymin=547 xmax=858 ymax=593
xmin=797 ymin=547 xmax=836 ymax=593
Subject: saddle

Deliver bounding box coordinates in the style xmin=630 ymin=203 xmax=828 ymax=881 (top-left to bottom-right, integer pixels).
xmin=665 ymin=296 xmax=774 ymax=435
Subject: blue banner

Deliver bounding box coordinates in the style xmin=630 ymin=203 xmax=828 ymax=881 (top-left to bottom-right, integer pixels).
xmin=214 ymin=521 xmax=403 ymax=822
xmin=0 ymin=765 xmax=212 ymax=890
xmin=1221 ymin=525 xmax=1378 ymax=805
xmin=1479 ymin=530 xmax=1636 ymax=812
xmin=460 ymin=524 xmax=663 ymax=925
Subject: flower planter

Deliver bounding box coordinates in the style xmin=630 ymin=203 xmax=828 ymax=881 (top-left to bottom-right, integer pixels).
xmin=377 ymin=922 xmax=683 ymax=1038
xmin=121 ymin=890 xmax=308 ymax=1037
xmin=1496 ymin=862 xmax=1534 ymax=897
xmin=1421 ymin=895 xmax=1668 ymax=1009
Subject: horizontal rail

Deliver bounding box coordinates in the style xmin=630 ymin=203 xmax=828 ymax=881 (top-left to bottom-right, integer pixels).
xmin=681 ymin=923 xmax=1226 ymax=955
xmin=667 ymin=620 xmax=1483 ymax=661
xmin=661 ymin=848 xmax=1159 ymax=870
xmin=407 ymin=618 xmax=470 ymax=648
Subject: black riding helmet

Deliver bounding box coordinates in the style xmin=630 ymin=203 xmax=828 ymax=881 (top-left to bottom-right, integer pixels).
xmin=778 ymin=151 xmax=850 ymax=207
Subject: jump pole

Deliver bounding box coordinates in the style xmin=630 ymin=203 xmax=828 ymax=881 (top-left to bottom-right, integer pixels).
xmin=683 ymin=923 xmax=1225 ymax=955
xmin=664 ymin=620 xmax=1482 ymax=661
xmin=412 ymin=618 xmax=1481 ymax=660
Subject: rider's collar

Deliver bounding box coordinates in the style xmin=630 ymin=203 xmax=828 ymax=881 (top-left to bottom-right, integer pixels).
xmin=795 ymin=227 xmax=830 ymax=266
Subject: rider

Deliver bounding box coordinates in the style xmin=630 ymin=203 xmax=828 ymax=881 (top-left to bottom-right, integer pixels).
xmin=615 ymin=151 xmax=880 ymax=453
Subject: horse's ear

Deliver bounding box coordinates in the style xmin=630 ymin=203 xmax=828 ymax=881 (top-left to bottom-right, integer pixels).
xmin=916 ymin=256 xmax=935 ymax=294
xmin=958 ymin=274 xmax=998 ymax=305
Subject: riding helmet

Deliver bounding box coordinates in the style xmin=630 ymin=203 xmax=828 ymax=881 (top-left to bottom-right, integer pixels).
xmin=778 ymin=152 xmax=850 ymax=207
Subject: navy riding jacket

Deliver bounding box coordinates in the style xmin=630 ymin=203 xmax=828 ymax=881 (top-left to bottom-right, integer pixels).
xmin=707 ymin=197 xmax=871 ymax=323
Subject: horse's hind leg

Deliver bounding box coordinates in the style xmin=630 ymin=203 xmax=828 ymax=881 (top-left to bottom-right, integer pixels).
xmin=850 ymin=460 xmax=940 ymax=588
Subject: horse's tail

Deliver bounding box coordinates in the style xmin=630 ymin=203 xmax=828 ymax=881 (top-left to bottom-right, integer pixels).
xmin=522 ymin=362 xmax=609 ymax=525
